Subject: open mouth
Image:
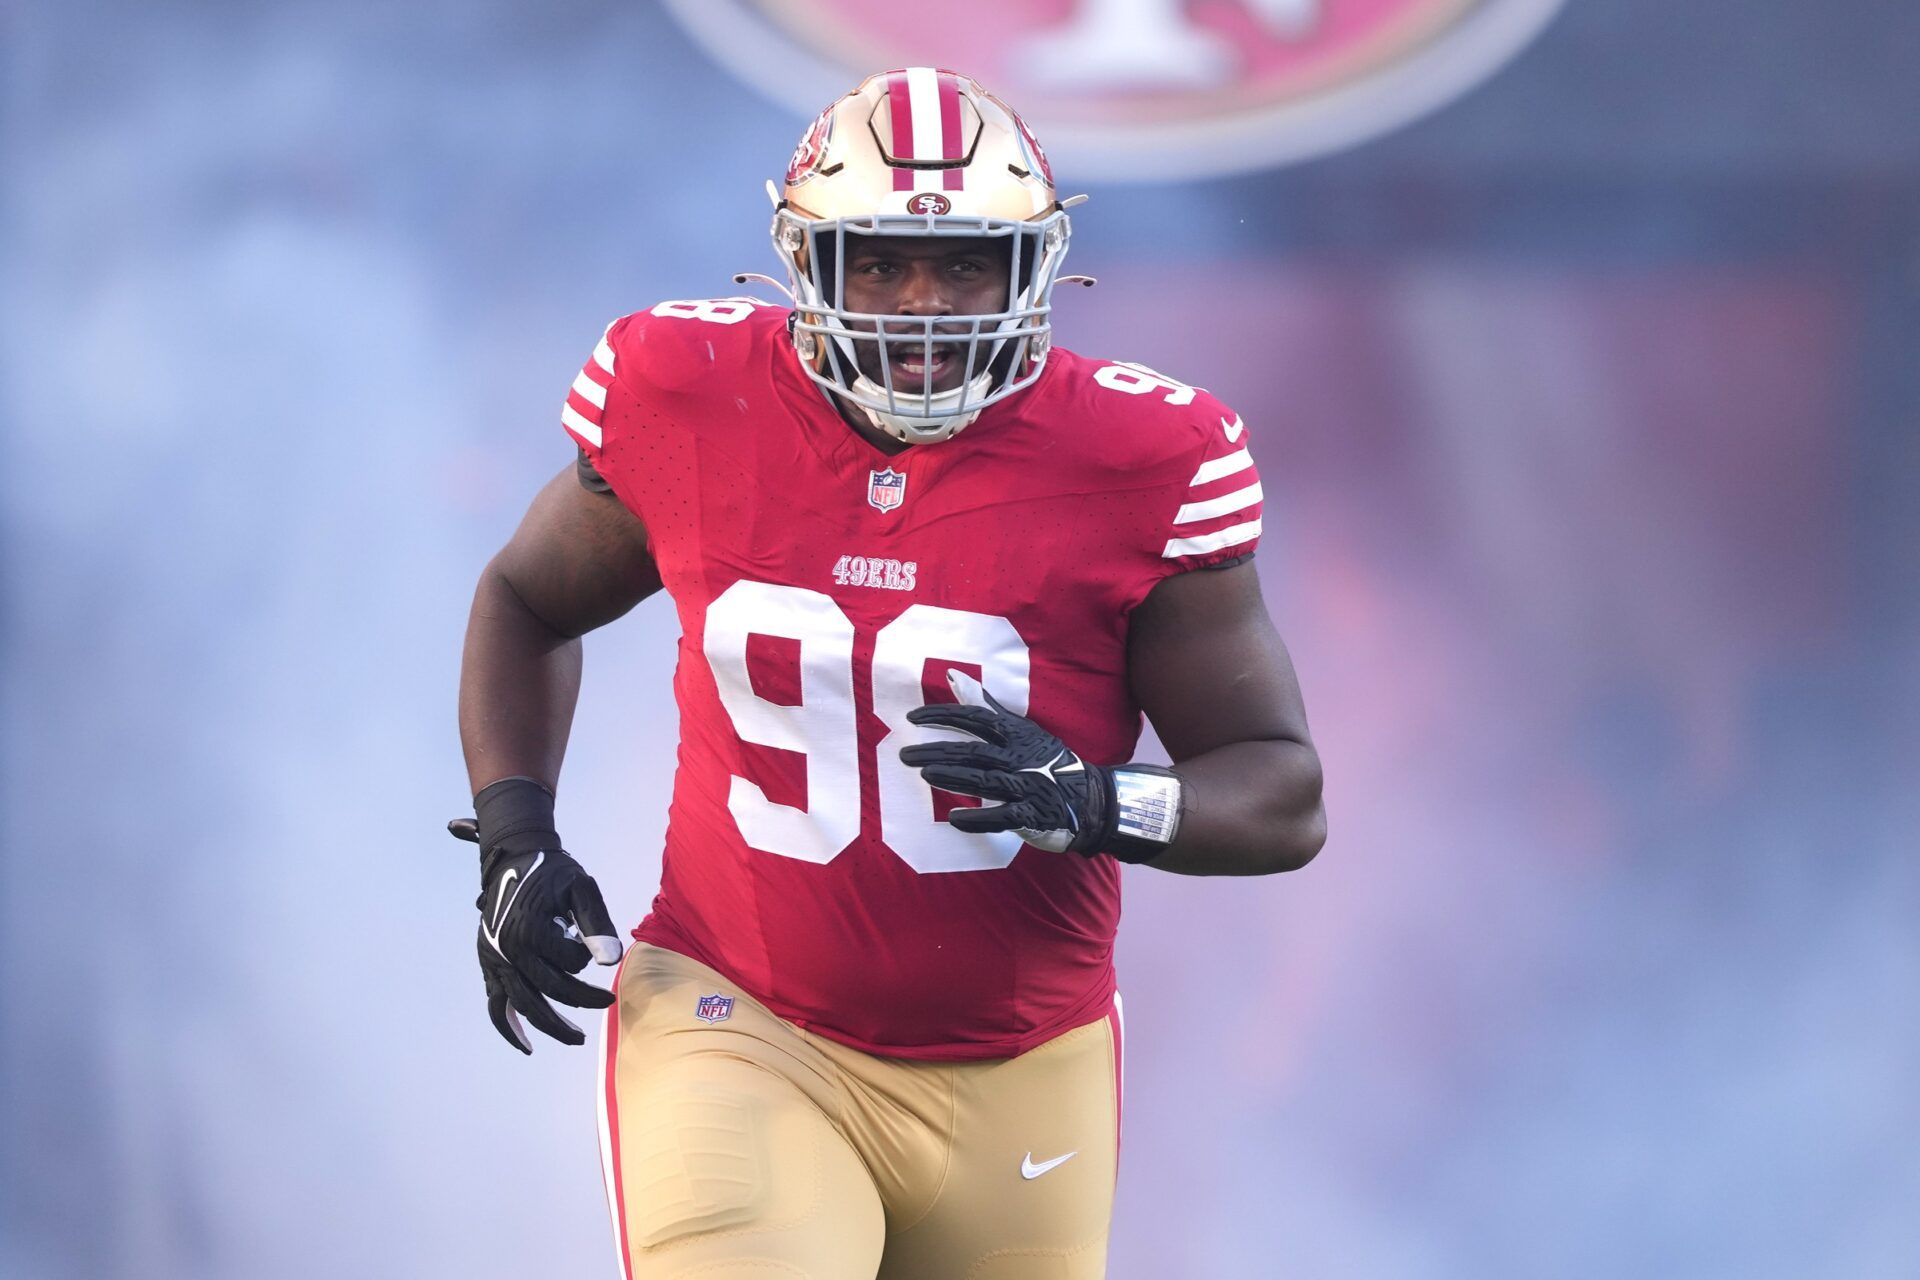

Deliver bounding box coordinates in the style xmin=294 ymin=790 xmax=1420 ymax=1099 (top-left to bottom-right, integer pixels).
xmin=887 ymin=343 xmax=962 ymax=387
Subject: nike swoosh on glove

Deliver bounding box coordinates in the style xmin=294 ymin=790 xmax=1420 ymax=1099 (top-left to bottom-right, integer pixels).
xmin=450 ymin=778 xmax=623 ymax=1054
xmin=898 ymin=671 xmax=1180 ymax=862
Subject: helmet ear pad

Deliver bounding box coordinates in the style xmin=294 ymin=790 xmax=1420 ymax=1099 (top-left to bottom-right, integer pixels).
xmin=809 ymin=237 xmax=840 ymax=308
xmin=783 ymin=237 xmax=836 ymax=374
xmin=803 ymin=235 xmax=862 ymax=391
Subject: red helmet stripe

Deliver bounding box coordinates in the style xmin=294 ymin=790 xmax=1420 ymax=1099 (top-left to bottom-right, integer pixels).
xmin=938 ymin=71 xmax=964 ymax=190
xmin=887 ymin=69 xmax=915 ymax=188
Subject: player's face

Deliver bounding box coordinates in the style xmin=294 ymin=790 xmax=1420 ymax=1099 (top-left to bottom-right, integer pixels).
xmin=839 ymin=236 xmax=1012 ymax=396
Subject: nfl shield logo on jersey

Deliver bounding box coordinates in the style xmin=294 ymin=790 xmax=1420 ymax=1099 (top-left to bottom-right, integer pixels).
xmin=695 ymin=993 xmax=735 ymax=1023
xmin=868 ymin=467 xmax=907 ymax=513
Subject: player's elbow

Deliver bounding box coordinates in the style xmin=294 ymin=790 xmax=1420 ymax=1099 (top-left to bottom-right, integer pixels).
xmin=478 ymin=552 xmax=577 ymax=642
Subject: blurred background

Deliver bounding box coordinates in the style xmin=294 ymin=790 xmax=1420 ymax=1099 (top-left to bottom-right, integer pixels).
xmin=4 ymin=1 xmax=1917 ymax=1276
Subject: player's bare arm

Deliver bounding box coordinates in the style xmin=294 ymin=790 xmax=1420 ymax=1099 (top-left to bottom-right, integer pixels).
xmin=458 ymin=465 xmax=661 ymax=791
xmin=454 ymin=465 xmax=660 ymax=1053
xmin=1126 ymin=558 xmax=1325 ymax=876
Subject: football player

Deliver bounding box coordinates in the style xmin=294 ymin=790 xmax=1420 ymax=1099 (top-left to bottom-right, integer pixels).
xmin=456 ymin=68 xmax=1325 ymax=1279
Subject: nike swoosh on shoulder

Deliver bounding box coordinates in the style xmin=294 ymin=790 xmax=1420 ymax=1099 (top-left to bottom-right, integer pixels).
xmin=1021 ymin=1151 xmax=1077 ymax=1180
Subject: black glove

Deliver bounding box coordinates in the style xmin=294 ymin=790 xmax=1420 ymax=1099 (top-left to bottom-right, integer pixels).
xmin=899 ymin=671 xmax=1183 ymax=864
xmin=449 ymin=777 xmax=623 ymax=1054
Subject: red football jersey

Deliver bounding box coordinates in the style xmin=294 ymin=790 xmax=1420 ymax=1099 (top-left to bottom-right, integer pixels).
xmin=560 ymin=298 xmax=1262 ymax=1060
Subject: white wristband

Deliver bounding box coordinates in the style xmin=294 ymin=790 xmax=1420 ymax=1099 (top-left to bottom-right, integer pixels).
xmin=1112 ymin=767 xmax=1183 ymax=847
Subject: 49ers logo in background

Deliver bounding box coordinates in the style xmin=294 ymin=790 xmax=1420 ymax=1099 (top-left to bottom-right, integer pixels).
xmin=665 ymin=0 xmax=1564 ymax=181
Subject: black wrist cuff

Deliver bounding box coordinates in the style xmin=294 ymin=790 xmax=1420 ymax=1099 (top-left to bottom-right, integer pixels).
xmin=1065 ymin=764 xmax=1116 ymax=857
xmin=473 ymin=776 xmax=560 ymax=864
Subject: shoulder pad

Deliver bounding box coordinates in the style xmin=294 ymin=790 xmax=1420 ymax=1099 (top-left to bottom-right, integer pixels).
xmin=608 ymin=298 xmax=788 ymax=394
xmin=1047 ymin=351 xmax=1239 ymax=468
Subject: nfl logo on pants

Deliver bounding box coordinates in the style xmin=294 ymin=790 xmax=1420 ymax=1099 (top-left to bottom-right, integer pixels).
xmin=695 ymin=993 xmax=734 ymax=1023
xmin=868 ymin=467 xmax=906 ymax=512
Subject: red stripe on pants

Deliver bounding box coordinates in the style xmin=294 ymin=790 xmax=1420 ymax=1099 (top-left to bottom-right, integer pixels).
xmin=603 ymin=960 xmax=634 ymax=1278
xmin=1107 ymin=998 xmax=1125 ymax=1165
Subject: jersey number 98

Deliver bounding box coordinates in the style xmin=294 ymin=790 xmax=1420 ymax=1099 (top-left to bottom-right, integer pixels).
xmin=702 ymin=580 xmax=1032 ymax=875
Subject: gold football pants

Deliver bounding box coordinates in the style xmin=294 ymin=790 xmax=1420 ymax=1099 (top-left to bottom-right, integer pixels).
xmin=597 ymin=942 xmax=1123 ymax=1279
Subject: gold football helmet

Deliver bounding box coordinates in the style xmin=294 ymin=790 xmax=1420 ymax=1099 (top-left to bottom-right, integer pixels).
xmin=759 ymin=68 xmax=1080 ymax=445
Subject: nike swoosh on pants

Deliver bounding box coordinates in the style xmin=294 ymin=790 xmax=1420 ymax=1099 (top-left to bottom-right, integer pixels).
xmin=1021 ymin=1151 xmax=1077 ymax=1179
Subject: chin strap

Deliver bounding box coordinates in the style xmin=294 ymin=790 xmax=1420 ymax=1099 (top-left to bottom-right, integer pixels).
xmin=850 ymin=368 xmax=995 ymax=444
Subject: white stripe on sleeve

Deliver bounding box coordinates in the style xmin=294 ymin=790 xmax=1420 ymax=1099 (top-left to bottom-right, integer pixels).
xmin=906 ymin=66 xmax=944 ymax=164
xmin=562 ymin=403 xmax=603 ymax=448
xmin=1173 ymin=480 xmax=1262 ymax=526
xmin=1189 ymin=447 xmax=1252 ymax=487
xmin=1162 ymin=518 xmax=1262 ymax=559
xmin=592 ymin=336 xmax=616 ymax=378
xmin=571 ymin=371 xmax=608 ymax=410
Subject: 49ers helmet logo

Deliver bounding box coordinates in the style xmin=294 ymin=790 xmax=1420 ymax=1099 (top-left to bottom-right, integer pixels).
xmin=786 ymin=105 xmax=834 ymax=185
xmin=665 ymin=0 xmax=1565 ymax=181
xmin=908 ymin=192 xmax=952 ymax=215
